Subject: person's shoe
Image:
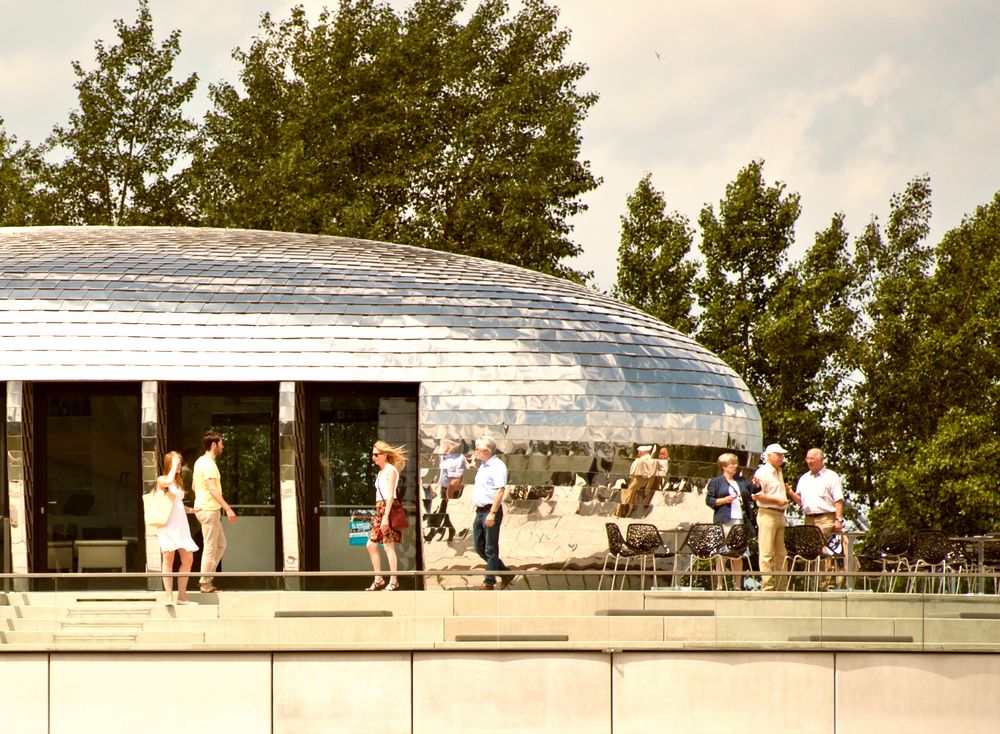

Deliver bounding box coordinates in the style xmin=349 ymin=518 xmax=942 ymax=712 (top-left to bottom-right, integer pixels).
xmin=176 ymin=599 xmax=199 ymax=606
xmin=475 ymin=584 xmax=495 ymax=590
xmin=163 ymin=598 xmax=174 ymax=606
xmin=384 ymin=582 xmax=399 ymax=591
xmin=498 ymin=574 xmax=517 ymax=590
xmin=199 ymin=585 xmax=219 ymax=593
xmin=365 ymin=578 xmax=387 ymax=591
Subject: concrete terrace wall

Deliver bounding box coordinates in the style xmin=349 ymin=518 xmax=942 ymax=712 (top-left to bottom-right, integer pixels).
xmin=3 ymin=649 xmax=1000 ymax=733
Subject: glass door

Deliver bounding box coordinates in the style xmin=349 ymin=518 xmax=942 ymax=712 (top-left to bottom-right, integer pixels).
xmin=304 ymin=383 xmax=418 ymax=585
xmin=167 ymin=384 xmax=279 ymax=578
xmin=33 ymin=383 xmax=141 ymax=573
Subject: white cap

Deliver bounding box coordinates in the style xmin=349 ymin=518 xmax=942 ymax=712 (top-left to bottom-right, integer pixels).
xmin=763 ymin=443 xmax=788 ymax=455
xmin=637 ymin=445 xmax=652 ymax=453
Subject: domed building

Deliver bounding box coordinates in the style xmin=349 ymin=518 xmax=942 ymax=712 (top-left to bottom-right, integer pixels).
xmin=0 ymin=227 xmax=761 ymax=585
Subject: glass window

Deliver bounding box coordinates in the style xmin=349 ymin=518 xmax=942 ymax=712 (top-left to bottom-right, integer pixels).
xmin=1 ymin=382 xmax=7 ymax=574
xmin=37 ymin=384 xmax=141 ymax=572
xmin=169 ymin=385 xmax=278 ymax=576
xmin=312 ymin=386 xmax=418 ymax=578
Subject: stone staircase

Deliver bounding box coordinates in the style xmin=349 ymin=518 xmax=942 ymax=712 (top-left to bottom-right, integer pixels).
xmin=0 ymin=592 xmax=213 ymax=647
xmin=4 ymin=588 xmax=1000 ymax=651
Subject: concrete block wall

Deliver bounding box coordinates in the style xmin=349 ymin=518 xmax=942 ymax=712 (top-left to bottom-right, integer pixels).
xmin=5 ymin=650 xmax=1000 ymax=733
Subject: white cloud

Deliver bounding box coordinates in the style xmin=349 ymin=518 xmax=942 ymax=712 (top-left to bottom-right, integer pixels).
xmin=1 ymin=0 xmax=997 ymax=292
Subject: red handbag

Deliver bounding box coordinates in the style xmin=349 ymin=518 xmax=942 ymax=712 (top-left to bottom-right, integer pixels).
xmin=388 ymin=493 xmax=408 ymax=530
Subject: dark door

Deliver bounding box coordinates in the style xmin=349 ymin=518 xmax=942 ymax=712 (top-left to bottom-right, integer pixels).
xmin=32 ymin=383 xmax=141 ymax=572
xmin=166 ymin=383 xmax=280 ymax=578
xmin=302 ymin=383 xmax=419 ymax=583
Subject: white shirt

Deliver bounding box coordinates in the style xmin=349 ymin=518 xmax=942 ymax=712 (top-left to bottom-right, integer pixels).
xmin=727 ymin=479 xmax=744 ymax=521
xmin=753 ymin=463 xmax=786 ymax=508
xmin=796 ymin=467 xmax=844 ymax=515
xmin=628 ymin=454 xmax=657 ymax=478
xmin=375 ymin=465 xmax=399 ymax=502
xmin=472 ymin=455 xmax=507 ymax=508
xmin=438 ymin=453 xmax=466 ymax=486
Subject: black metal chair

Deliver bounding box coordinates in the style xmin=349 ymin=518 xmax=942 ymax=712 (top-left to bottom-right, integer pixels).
xmin=906 ymin=529 xmax=958 ymax=594
xmin=624 ymin=523 xmax=675 ymax=590
xmin=678 ymin=523 xmax=726 ymax=589
xmin=855 ymin=527 xmax=911 ymax=592
xmin=783 ymin=525 xmax=826 ymax=591
xmin=718 ymin=523 xmax=752 ymax=590
xmin=599 ymin=523 xmax=638 ymax=590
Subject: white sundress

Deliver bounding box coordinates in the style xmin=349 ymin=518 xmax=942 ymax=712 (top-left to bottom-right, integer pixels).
xmin=155 ymin=484 xmax=199 ymax=553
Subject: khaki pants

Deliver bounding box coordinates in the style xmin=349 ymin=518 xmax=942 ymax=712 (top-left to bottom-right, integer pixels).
xmin=196 ymin=509 xmax=227 ymax=588
xmin=806 ymin=512 xmax=838 ymax=590
xmin=757 ymin=508 xmax=787 ymax=591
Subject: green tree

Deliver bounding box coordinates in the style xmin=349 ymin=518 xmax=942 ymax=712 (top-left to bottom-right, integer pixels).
xmin=756 ymin=213 xmax=859 ymax=469
xmin=0 ymin=121 xmax=35 ymax=225
xmin=613 ymin=173 xmax=697 ymax=332
xmin=44 ymin=0 xmax=197 ymax=225
xmin=836 ymin=176 xmax=934 ymax=510
xmin=190 ymin=0 xmax=598 ymax=281
xmin=694 ymin=160 xmax=801 ymax=443
xmin=865 ymin=189 xmax=1000 ymax=534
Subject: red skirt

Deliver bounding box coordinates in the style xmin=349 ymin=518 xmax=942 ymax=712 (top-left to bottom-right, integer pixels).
xmin=368 ymin=500 xmax=402 ymax=544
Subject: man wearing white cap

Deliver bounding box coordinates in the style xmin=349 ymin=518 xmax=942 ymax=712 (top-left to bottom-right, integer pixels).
xmin=615 ymin=445 xmax=657 ymax=518
xmin=752 ymin=443 xmax=790 ymax=591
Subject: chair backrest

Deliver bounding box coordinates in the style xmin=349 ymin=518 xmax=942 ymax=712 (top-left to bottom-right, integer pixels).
xmin=911 ymin=530 xmax=951 ymax=565
xmin=626 ymin=523 xmax=665 ymax=553
xmin=683 ymin=523 xmax=725 ymax=558
xmin=724 ymin=523 xmax=752 ymax=554
xmin=983 ymin=539 xmax=1000 ymax=564
xmin=785 ymin=525 xmax=825 ymax=560
xmin=878 ymin=527 xmax=911 ymax=557
xmin=605 ymin=523 xmax=627 ymax=555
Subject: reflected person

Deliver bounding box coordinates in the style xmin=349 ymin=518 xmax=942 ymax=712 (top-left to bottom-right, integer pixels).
xmin=654 ymin=446 xmax=670 ymax=492
xmin=429 ymin=439 xmax=464 ymax=542
xmin=193 ymin=430 xmax=237 ymax=594
xmin=615 ymin=445 xmax=656 ymax=518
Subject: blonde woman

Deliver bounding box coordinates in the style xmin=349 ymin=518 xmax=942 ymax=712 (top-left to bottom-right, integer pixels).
xmin=155 ymin=451 xmax=200 ymax=606
xmin=366 ymin=440 xmax=407 ymax=591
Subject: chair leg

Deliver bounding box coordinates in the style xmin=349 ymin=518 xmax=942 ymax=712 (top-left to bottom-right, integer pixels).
xmin=618 ymin=558 xmax=631 ymax=591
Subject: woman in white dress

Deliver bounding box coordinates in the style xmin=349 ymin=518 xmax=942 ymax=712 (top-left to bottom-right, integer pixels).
xmin=155 ymin=451 xmax=200 ymax=606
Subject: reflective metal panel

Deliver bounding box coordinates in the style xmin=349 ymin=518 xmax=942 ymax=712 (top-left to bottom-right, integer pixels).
xmin=0 ymin=227 xmax=763 ymax=583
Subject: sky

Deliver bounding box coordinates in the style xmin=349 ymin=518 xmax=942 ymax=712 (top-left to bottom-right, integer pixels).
xmin=2 ymin=0 xmax=999 ymax=291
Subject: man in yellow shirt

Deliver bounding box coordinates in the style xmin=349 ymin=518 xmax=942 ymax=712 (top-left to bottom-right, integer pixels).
xmin=193 ymin=430 xmax=237 ymax=593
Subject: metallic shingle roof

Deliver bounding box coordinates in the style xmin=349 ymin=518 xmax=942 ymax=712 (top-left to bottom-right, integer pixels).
xmin=0 ymin=226 xmax=761 ymax=454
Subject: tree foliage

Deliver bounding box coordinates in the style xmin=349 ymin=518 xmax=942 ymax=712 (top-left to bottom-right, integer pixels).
xmin=190 ymin=0 xmax=599 ymax=281
xmin=756 ymin=213 xmax=858 ymax=467
xmin=0 ymin=121 xmax=36 ymax=226
xmin=863 ymin=190 xmax=1000 ymax=533
xmin=693 ymin=160 xmax=802 ymax=448
xmin=836 ymin=176 xmax=934 ymax=508
xmin=613 ymin=173 xmax=696 ymax=332
xmin=43 ymin=0 xmax=197 ymax=225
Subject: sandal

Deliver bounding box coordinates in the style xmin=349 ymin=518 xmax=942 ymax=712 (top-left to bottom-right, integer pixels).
xmin=365 ymin=578 xmax=387 ymax=591
xmin=384 ymin=582 xmax=399 ymax=591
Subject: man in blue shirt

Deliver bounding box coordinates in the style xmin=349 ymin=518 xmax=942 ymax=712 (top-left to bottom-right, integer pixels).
xmin=471 ymin=436 xmax=514 ymax=589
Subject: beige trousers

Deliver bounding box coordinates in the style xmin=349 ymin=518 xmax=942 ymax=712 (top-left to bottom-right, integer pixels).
xmin=806 ymin=512 xmax=838 ymax=590
xmin=196 ymin=509 xmax=227 ymax=588
xmin=757 ymin=508 xmax=787 ymax=591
